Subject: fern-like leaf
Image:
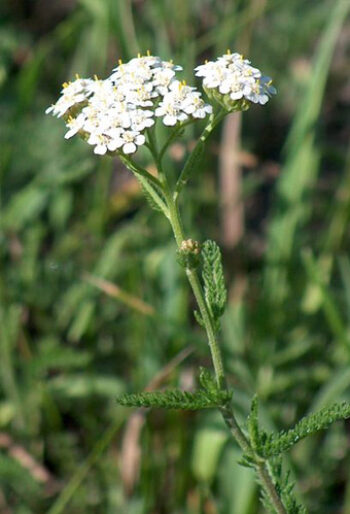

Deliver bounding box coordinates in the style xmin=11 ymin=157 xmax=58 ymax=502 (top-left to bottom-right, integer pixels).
xmin=262 ymin=401 xmax=350 ymax=458
xmin=198 ymin=367 xmax=217 ymax=394
xmin=261 ymin=458 xmax=307 ymax=514
xmin=117 ymin=388 xmax=231 ymax=410
xmin=137 ymin=176 xmax=167 ymax=213
xmin=201 ymin=240 xmax=227 ymax=321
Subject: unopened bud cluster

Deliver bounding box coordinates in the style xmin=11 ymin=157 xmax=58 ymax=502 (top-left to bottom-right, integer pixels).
xmin=177 ymin=239 xmax=201 ymax=269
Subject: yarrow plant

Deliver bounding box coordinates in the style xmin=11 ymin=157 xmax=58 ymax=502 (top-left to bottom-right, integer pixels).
xmin=47 ymin=51 xmax=350 ymax=514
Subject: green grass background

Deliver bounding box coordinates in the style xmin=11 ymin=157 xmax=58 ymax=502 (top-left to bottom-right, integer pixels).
xmin=1 ymin=0 xmax=349 ymax=512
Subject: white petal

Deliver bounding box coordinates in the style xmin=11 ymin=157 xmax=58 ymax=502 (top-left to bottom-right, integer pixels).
xmin=230 ymin=91 xmax=243 ymax=100
xmin=120 ymin=112 xmax=131 ymax=128
xmin=108 ymin=140 xmax=119 ymax=151
xmin=183 ymin=105 xmax=195 ymax=114
xmin=64 ymin=128 xmax=78 ymax=139
xmin=155 ymin=107 xmax=165 ymax=117
xmin=134 ymin=134 xmax=145 ymax=145
xmin=177 ymin=113 xmax=188 ymax=122
xmin=219 ymin=83 xmax=231 ymax=94
xmin=113 ymin=137 xmax=125 ymax=148
xmin=163 ymin=115 xmax=177 ymax=126
xmin=123 ymin=142 xmax=137 ymax=154
xmin=192 ymin=110 xmax=205 ymax=118
xmin=94 ymin=145 xmax=107 ymax=155
xmin=258 ymin=95 xmax=269 ymax=105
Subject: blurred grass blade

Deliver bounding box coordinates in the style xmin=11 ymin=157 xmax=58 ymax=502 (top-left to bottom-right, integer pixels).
xmin=302 ymin=143 xmax=350 ymax=314
xmin=218 ymin=446 xmax=256 ymax=514
xmin=264 ymin=0 xmax=350 ymax=302
xmin=46 ymin=419 xmax=123 ymax=514
xmin=301 ymin=249 xmax=350 ymax=356
xmin=0 ymin=305 xmax=25 ymax=430
xmin=192 ymin=424 xmax=228 ymax=484
xmin=339 ymin=256 xmax=350 ymax=323
xmin=83 ymin=273 xmax=155 ymax=316
xmin=311 ymin=368 xmax=350 ymax=412
xmin=109 ymin=0 xmax=139 ymax=58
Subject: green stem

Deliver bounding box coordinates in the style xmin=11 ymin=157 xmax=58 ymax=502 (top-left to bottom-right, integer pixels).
xmin=138 ymin=116 xmax=290 ymax=513
xmin=187 ymin=268 xmax=226 ymax=388
xmin=220 ymin=404 xmax=287 ymax=514
xmin=47 ymin=420 xmax=122 ymax=514
xmin=164 ymin=188 xmax=226 ymax=389
xmin=162 ymin=176 xmax=288 ymax=514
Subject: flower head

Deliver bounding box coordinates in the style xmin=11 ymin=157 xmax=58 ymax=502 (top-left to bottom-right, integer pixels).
xmin=155 ymin=80 xmax=212 ymax=126
xmin=45 ymin=78 xmax=94 ymax=117
xmin=46 ymin=54 xmax=212 ymax=156
xmin=46 ymin=52 xmax=272 ymax=158
xmin=195 ymin=52 xmax=276 ymax=110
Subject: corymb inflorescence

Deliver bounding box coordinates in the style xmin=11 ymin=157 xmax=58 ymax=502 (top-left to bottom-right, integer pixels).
xmin=195 ymin=51 xmax=276 ymax=111
xmin=46 ymin=54 xmax=212 ymax=155
xmin=46 ymin=52 xmax=275 ymax=156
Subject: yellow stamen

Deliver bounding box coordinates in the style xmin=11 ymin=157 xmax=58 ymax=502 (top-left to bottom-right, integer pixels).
xmin=75 ymin=73 xmax=80 ymax=79
xmin=137 ymin=52 xmax=141 ymax=58
xmin=147 ymin=49 xmax=151 ymax=56
xmin=62 ymin=82 xmax=69 ymax=88
xmin=226 ymin=48 xmax=231 ymax=54
xmin=182 ymin=80 xmax=187 ymax=85
xmin=118 ymin=58 xmax=123 ymax=65
xmin=204 ymin=59 xmax=208 ymax=64
xmin=93 ymin=74 xmax=99 ymax=81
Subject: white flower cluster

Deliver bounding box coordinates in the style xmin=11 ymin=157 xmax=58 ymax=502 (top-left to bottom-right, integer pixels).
xmin=46 ymin=54 xmax=212 ymax=155
xmin=195 ymin=52 xmax=276 ymax=108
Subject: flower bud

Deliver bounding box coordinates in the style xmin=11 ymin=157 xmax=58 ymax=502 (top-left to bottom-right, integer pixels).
xmin=177 ymin=239 xmax=201 ymax=269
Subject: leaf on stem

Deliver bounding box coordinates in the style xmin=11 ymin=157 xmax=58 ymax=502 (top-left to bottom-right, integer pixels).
xmin=201 ymin=240 xmax=227 ymax=323
xmin=117 ymin=388 xmax=231 ymax=410
xmin=261 ymin=401 xmax=350 ymax=458
xmin=261 ymin=458 xmax=307 ymax=514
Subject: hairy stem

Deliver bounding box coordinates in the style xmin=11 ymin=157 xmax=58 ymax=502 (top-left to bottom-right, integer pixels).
xmin=221 ymin=404 xmax=287 ymax=514
xmin=163 ymin=181 xmax=288 ymax=514
xmin=141 ymin=116 xmax=290 ymax=512
xmin=165 ymin=188 xmax=226 ymax=389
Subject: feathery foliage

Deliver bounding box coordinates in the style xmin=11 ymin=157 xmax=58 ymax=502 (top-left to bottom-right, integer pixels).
xmin=117 ymin=388 xmax=231 ymax=410
xmin=261 ymin=459 xmax=307 ymax=514
xmin=117 ymin=368 xmax=232 ymax=410
xmin=261 ymin=402 xmax=350 ymax=458
xmin=138 ymin=177 xmax=166 ymax=213
xmin=201 ymin=240 xmax=227 ymax=323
